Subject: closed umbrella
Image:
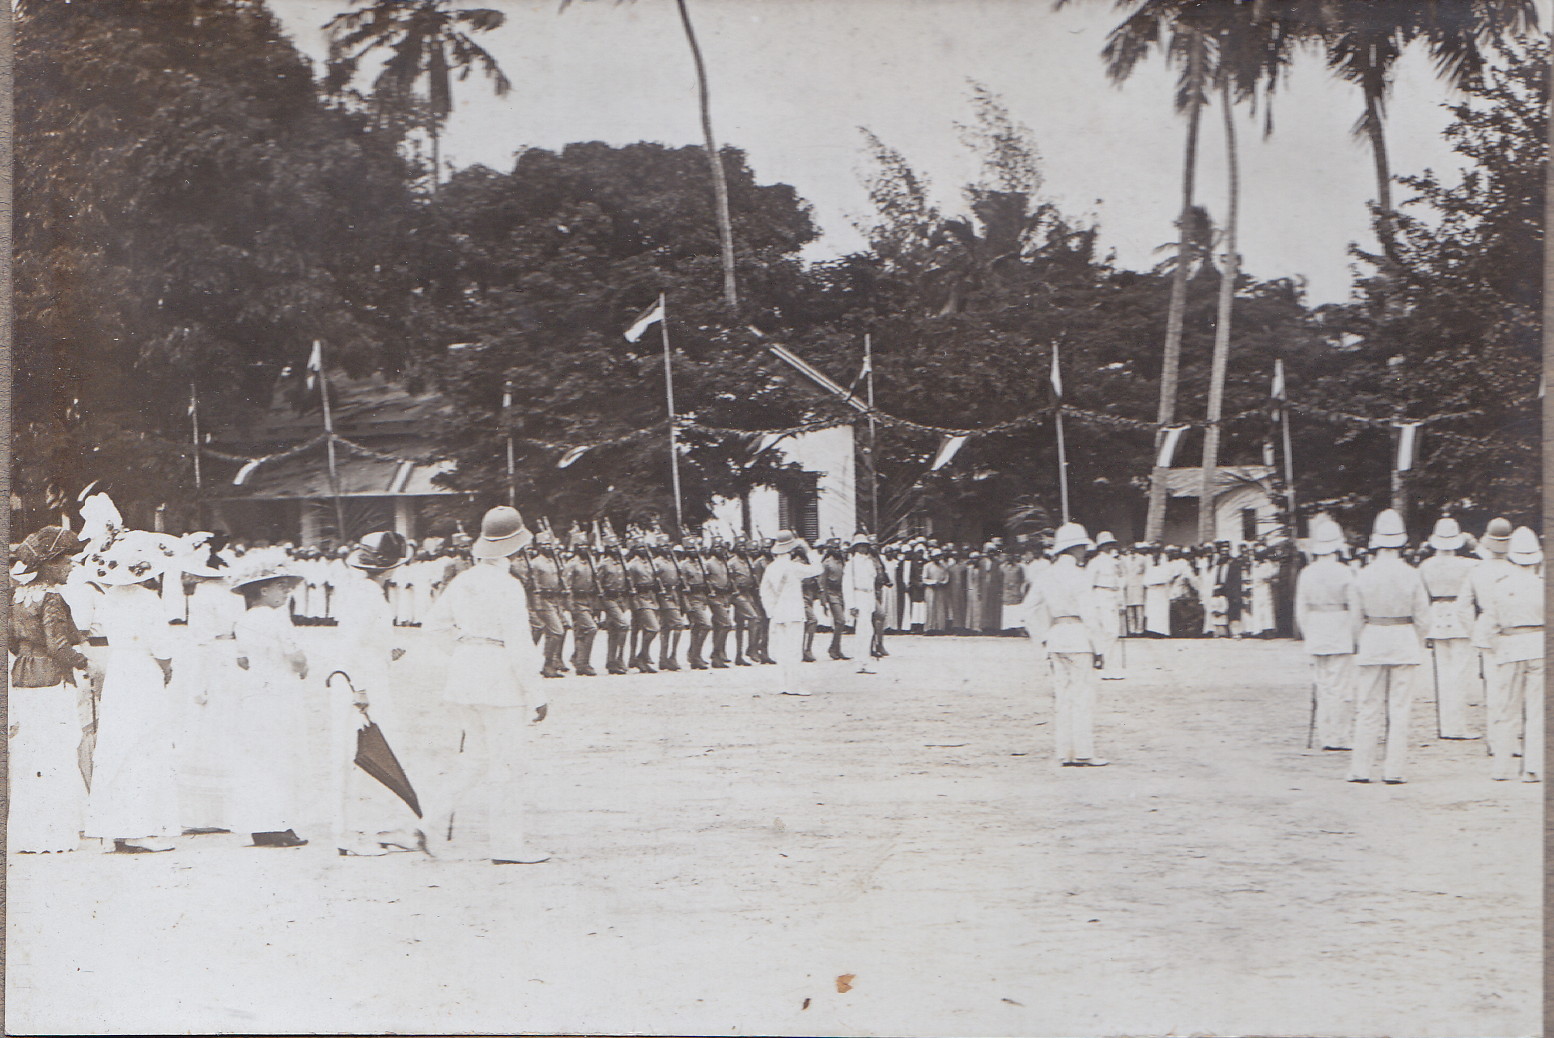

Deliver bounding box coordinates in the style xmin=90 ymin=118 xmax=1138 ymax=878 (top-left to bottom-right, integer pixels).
xmin=326 ymin=671 xmax=422 ymax=818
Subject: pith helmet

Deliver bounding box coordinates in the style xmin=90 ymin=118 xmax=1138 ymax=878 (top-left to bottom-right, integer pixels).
xmin=1051 ymin=522 xmax=1091 ymax=556
xmin=1508 ymin=526 xmax=1542 ymax=566
xmin=1369 ymin=509 xmax=1407 ymax=550
xmin=472 ymin=506 xmax=533 ymax=559
xmin=1428 ymin=516 xmax=1465 ymax=552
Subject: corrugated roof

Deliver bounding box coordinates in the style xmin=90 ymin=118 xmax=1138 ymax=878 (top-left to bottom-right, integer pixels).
xmin=218 ymin=446 xmax=460 ymax=500
xmin=1162 ymin=465 xmax=1274 ymax=498
xmin=215 ymin=372 xmax=453 ymax=448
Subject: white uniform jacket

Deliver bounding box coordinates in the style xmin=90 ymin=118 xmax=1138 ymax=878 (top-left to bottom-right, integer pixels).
xmin=1480 ymin=563 xmax=1543 ymax=664
xmin=1020 ymin=556 xmax=1103 ymax=655
xmin=759 ymin=555 xmax=823 ymax=623
xmin=1353 ymin=554 xmax=1432 ymax=666
xmin=1294 ymin=556 xmax=1362 ymax=656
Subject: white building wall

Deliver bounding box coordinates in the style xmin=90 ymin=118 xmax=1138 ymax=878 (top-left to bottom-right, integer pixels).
xmin=709 ymin=426 xmax=857 ymax=540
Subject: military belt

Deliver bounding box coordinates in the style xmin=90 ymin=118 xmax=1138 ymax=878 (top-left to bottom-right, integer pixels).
xmin=1430 ymin=595 xmax=1458 ymax=602
xmin=1364 ymin=616 xmax=1413 ymax=626
xmin=1502 ymin=625 xmax=1543 ymax=635
xmin=1306 ymin=604 xmax=1349 ymax=612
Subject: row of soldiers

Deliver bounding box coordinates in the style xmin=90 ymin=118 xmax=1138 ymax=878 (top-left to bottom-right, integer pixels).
xmin=504 ymin=522 xmax=891 ymax=679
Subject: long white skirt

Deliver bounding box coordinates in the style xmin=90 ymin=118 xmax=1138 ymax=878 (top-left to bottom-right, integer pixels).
xmin=9 ymin=683 xmax=88 ymax=852
xmin=1144 ymin=586 xmax=1171 ymax=636
xmin=85 ymin=650 xmax=179 ymax=841
xmin=175 ymin=644 xmax=238 ymax=831
xmin=225 ymin=675 xmax=309 ymax=835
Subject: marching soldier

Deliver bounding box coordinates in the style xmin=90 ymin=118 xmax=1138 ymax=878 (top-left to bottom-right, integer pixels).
xmin=801 ymin=562 xmax=823 ymax=663
xmin=726 ymin=538 xmax=760 ymax=666
xmin=746 ymin=538 xmax=776 ymax=665
xmin=653 ymin=536 xmax=688 ymax=671
xmin=704 ymin=537 xmax=737 ymax=668
xmin=521 ymin=528 xmax=570 ymax=679
xmin=593 ymin=523 xmax=633 ymax=675
xmin=1348 ymin=509 xmax=1432 ymax=784
xmin=625 ymin=533 xmax=661 ymax=674
xmin=819 ymin=538 xmax=851 ymax=661
xmin=561 ymin=525 xmax=601 ymax=676
xmin=679 ymin=537 xmax=715 ymax=670
xmin=1418 ymin=516 xmax=1478 ymax=739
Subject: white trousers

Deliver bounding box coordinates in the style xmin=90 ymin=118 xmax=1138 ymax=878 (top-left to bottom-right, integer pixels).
xmin=1094 ymin=590 xmax=1123 ymax=678
xmin=1349 ymin=664 xmax=1416 ymax=782
xmin=1427 ymin=638 xmax=1477 ymax=738
xmin=432 ymin=702 xmax=531 ymax=861
xmin=1311 ymin=653 xmax=1354 ymax=750
xmin=1490 ymin=658 xmax=1543 ymax=779
xmin=769 ymin=620 xmax=807 ymax=694
xmin=1050 ymin=652 xmax=1098 ymax=763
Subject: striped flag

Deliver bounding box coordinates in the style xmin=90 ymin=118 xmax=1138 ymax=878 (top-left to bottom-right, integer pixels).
xmin=1395 ymin=421 xmax=1422 ymax=472
xmin=305 ymin=340 xmax=323 ymax=391
xmin=624 ymin=296 xmax=666 ymax=342
xmin=1156 ymin=424 xmax=1188 ymax=468
xmin=930 ymin=434 xmax=969 ymax=471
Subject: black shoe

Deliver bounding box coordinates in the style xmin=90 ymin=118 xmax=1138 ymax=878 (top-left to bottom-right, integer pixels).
xmin=711 ymin=660 xmax=730 ymax=669
xmin=633 ymin=661 xmax=657 ymax=674
xmin=252 ymin=830 xmax=308 ymax=848
xmin=761 ymin=658 xmax=777 ymax=665
xmin=830 ymin=653 xmax=851 ymax=661
xmin=574 ymin=666 xmax=597 ymax=677
xmin=802 ymin=653 xmax=816 ymax=663
xmin=660 ymin=659 xmax=681 ymax=672
xmin=607 ymin=666 xmax=628 ymax=675
xmin=734 ymin=657 xmax=751 ymax=666
xmin=689 ymin=661 xmax=709 ymax=670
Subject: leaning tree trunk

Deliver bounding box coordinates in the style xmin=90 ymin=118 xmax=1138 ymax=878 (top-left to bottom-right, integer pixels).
xmin=675 ymin=0 xmax=738 ymax=310
xmin=1144 ymin=33 xmax=1205 ymax=544
xmin=1197 ymin=77 xmax=1240 ymax=544
xmin=1364 ymin=82 xmax=1396 ymax=262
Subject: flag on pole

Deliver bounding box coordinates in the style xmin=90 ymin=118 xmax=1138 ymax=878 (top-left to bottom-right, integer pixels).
xmin=557 ymin=445 xmax=590 ymax=469
xmin=1156 ymin=424 xmax=1188 ymax=468
xmin=1271 ymin=358 xmax=1286 ymax=401
xmin=1395 ymin=421 xmax=1422 ymax=472
xmin=930 ymin=434 xmax=969 ymax=471
xmin=1049 ymin=344 xmax=1064 ymax=405
xmin=624 ymin=296 xmax=666 ymax=342
xmin=305 ymin=340 xmax=323 ymax=391
xmin=233 ymin=459 xmax=263 ymax=486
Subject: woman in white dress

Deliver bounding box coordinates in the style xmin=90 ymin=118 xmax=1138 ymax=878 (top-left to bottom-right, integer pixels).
xmin=1142 ymin=549 xmax=1175 ymax=637
xmin=174 ymin=536 xmax=243 ymax=832
xmin=228 ymin=565 xmax=311 ymax=848
xmin=79 ymin=530 xmax=184 ymax=853
xmin=9 ymin=526 xmax=91 ymax=852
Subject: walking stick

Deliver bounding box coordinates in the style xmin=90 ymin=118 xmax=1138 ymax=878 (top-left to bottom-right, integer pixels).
xmin=1429 ymin=641 xmax=1442 ymax=739
xmin=1306 ymin=680 xmax=1318 ymax=750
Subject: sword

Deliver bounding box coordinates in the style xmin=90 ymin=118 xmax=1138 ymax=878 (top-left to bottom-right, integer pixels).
xmin=1306 ymin=679 xmax=1318 ymax=750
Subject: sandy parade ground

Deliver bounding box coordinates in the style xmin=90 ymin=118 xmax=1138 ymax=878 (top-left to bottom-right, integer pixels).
xmin=5 ymin=631 xmax=1541 ymax=1037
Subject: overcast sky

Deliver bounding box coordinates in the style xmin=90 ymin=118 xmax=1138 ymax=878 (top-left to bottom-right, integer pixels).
xmin=274 ymin=0 xmax=1550 ymax=306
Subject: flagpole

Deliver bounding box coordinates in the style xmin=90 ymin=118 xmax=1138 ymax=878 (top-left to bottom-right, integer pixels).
xmin=189 ymin=382 xmax=203 ymax=525
xmin=1055 ymin=406 xmax=1070 ymax=523
xmin=865 ymin=333 xmax=879 ymax=535
xmin=503 ymin=379 xmax=516 ymax=507
xmin=1280 ymin=401 xmax=1296 ymax=536
xmin=316 ymin=341 xmax=348 ymax=542
xmin=658 ymin=293 xmax=686 ymax=534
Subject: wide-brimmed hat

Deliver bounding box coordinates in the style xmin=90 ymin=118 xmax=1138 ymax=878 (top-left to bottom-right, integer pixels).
xmin=228 ymin=564 xmax=305 ymax=595
xmin=1428 ymin=517 xmax=1465 ymax=552
xmin=1307 ymin=518 xmax=1345 ymax=556
xmin=770 ymin=530 xmax=802 ymax=555
xmin=15 ymin=525 xmax=84 ymax=573
xmin=1507 ymin=526 xmax=1542 ymax=566
xmin=1369 ymin=509 xmax=1407 ymax=549
xmin=1051 ymin=522 xmax=1091 ymax=556
xmin=1479 ymin=517 xmax=1513 ymax=557
xmin=177 ymin=532 xmax=234 ymax=578
xmin=347 ymin=530 xmax=410 ymax=571
xmin=78 ymin=529 xmax=183 ymax=586
xmin=472 ymin=506 xmax=533 ymax=559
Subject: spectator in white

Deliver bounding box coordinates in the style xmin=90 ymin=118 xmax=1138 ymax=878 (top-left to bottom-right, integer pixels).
xmin=173 ymin=533 xmax=243 ymax=833
xmin=1089 ymin=532 xmax=1124 ymax=680
xmin=1481 ymin=526 xmax=1543 ymax=782
xmin=1020 ymin=522 xmax=1108 ymax=767
xmin=759 ymin=531 xmax=824 ymax=696
xmin=1142 ymin=547 xmax=1177 ymax=638
xmin=79 ymin=530 xmax=184 ymax=853
xmin=1418 ymin=516 xmax=1479 ymax=739
xmin=332 ymin=531 xmax=421 ymax=856
xmin=1348 ymin=509 xmax=1432 ymax=784
xmin=421 ymin=506 xmax=550 ymax=864
xmin=843 ymin=533 xmax=884 ymax=674
xmin=1294 ymin=517 xmax=1361 ymax=751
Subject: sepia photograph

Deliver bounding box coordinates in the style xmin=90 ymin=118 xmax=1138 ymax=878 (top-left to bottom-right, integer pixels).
xmin=6 ymin=0 xmax=1547 ymax=1034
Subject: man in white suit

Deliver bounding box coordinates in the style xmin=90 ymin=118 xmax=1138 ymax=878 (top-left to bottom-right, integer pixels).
xmin=1294 ymin=517 xmax=1361 ymax=751
xmin=759 ymin=531 xmax=824 ymax=697
xmin=1020 ymin=522 xmax=1108 ymax=767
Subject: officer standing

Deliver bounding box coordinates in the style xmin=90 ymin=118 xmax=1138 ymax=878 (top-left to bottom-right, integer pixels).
xmin=1019 ymin=521 xmax=1108 ymax=767
xmin=1294 ymin=517 xmax=1360 ymax=751
xmin=1482 ymin=527 xmax=1543 ymax=782
xmin=820 ymin=538 xmax=851 ymax=661
xmin=1089 ymin=532 xmax=1124 ymax=679
xmin=1348 ymin=509 xmax=1432 ymax=784
xmin=1417 ymin=516 xmax=1478 ymax=739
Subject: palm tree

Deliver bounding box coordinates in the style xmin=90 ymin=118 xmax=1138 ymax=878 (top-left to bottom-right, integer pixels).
xmin=1319 ymin=0 xmax=1538 ymax=261
xmin=1196 ymin=74 xmax=1241 ymax=544
xmin=323 ymin=0 xmax=511 ymax=196
xmin=672 ymin=0 xmax=739 ymax=311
